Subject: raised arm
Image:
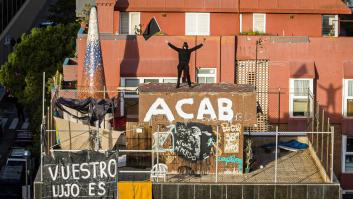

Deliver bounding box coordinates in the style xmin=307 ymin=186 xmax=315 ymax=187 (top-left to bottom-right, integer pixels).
xmin=168 ymin=42 xmax=180 ymax=51
xmin=190 ymin=43 xmax=203 ymax=52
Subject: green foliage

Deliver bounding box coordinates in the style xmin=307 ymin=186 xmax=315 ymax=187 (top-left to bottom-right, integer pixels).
xmin=0 ymin=23 xmax=79 ymax=131
xmin=77 ymin=4 xmax=93 ymax=25
xmin=48 ymin=0 xmax=76 ymax=24
xmin=240 ymin=31 xmax=267 ymax=36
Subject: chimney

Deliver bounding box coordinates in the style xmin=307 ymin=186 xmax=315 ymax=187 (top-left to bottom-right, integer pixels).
xmin=96 ymin=0 xmax=116 ymax=33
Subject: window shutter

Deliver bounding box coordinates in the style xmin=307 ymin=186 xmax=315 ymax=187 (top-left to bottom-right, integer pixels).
xmin=186 ymin=13 xmax=197 ymax=35
xmin=120 ymin=12 xmax=129 ymax=34
xmin=197 ymin=13 xmax=210 ymax=35
xmin=129 ymin=12 xmax=140 ymax=35
xmin=253 ymin=14 xmax=265 ymax=33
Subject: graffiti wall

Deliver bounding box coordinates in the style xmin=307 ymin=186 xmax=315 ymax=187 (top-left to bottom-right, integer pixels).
xmin=152 ymin=122 xmax=244 ymax=175
xmin=217 ymin=123 xmax=244 ymax=174
xmin=139 ymin=84 xmax=256 ymax=125
xmin=42 ymin=151 xmax=117 ymax=198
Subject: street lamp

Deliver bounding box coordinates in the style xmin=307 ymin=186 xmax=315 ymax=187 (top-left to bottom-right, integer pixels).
xmin=24 ymin=150 xmax=31 ymax=199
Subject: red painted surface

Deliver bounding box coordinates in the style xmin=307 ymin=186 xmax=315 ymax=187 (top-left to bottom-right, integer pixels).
xmin=104 ymin=0 xmax=350 ymax=36
xmin=113 ymin=11 xmax=120 ymax=34
xmin=115 ymin=0 xmax=350 ymax=14
xmin=63 ymin=65 xmax=77 ymax=81
xmin=76 ymin=37 xmax=86 ymax=89
xmin=266 ymin=14 xmax=322 ymax=36
xmin=76 ymin=35 xmax=236 ymax=90
xmin=97 ymin=0 xmax=115 ymax=33
xmin=341 ymin=173 xmax=353 ymax=189
xmin=237 ymin=36 xmax=353 ymax=126
xmin=241 ymin=13 xmax=253 ymax=33
xmin=140 ymin=12 xmax=185 ymax=36
xmin=211 ymin=13 xmax=239 ymax=35
xmin=342 ymin=119 xmax=353 ymax=135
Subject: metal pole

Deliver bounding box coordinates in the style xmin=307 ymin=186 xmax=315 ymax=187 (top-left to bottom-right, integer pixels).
xmin=278 ymin=88 xmax=281 ymax=125
xmin=115 ymin=151 xmax=119 ymax=199
xmin=25 ymin=158 xmax=28 ymax=199
xmin=326 ymin=117 xmax=330 ymax=180
xmin=330 ymin=126 xmax=334 ymax=183
xmin=316 ymin=103 xmax=319 ymax=151
xmin=255 ymin=40 xmax=258 ymax=90
xmin=41 ymin=72 xmax=45 ymax=182
xmin=157 ymin=125 xmax=159 ymax=183
xmin=215 ymin=125 xmax=219 ymax=183
xmin=275 ymin=125 xmax=278 ymax=183
xmin=321 ymin=109 xmax=324 ymax=160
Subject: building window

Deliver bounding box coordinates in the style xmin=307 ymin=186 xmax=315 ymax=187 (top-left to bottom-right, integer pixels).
xmin=322 ymin=15 xmax=338 ymax=37
xmin=289 ymin=79 xmax=313 ymax=117
xmin=120 ymin=77 xmax=178 ymax=117
xmin=343 ymin=136 xmax=353 ymax=173
xmin=346 ymin=0 xmax=353 ymax=8
xmin=343 ymin=79 xmax=353 ymax=117
xmin=120 ymin=12 xmax=140 ymax=35
xmin=185 ymin=13 xmax=210 ymax=35
xmin=197 ymin=68 xmax=216 ymax=83
xmin=253 ymin=13 xmax=266 ymax=33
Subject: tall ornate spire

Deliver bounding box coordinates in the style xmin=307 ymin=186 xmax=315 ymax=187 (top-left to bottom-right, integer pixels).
xmin=80 ymin=7 xmax=105 ymax=99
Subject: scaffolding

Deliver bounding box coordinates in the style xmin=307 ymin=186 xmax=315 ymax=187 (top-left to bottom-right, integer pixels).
xmin=39 ymin=72 xmax=336 ymax=185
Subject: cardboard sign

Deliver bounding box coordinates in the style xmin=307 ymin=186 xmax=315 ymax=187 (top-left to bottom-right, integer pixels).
xmin=42 ymin=151 xmax=117 ymax=198
xmin=139 ymin=88 xmax=256 ymax=125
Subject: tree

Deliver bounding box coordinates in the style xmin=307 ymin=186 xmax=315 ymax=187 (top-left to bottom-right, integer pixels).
xmin=0 ymin=23 xmax=79 ymax=130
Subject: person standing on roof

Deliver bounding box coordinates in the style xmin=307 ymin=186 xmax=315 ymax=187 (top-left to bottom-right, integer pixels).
xmin=167 ymin=41 xmax=204 ymax=88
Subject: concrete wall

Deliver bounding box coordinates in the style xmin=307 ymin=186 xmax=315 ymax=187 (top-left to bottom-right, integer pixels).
xmin=0 ymin=0 xmax=47 ymax=64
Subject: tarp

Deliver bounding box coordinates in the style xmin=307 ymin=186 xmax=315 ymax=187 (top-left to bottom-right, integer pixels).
xmin=54 ymin=117 xmax=122 ymax=150
xmin=118 ymin=181 xmax=152 ymax=199
xmin=55 ymin=97 xmax=117 ymax=126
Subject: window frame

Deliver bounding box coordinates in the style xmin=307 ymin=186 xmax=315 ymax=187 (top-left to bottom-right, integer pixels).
xmin=252 ymin=13 xmax=266 ymax=33
xmin=185 ymin=12 xmax=210 ymax=36
xmin=322 ymin=15 xmax=338 ymax=37
xmin=119 ymin=12 xmax=140 ymax=35
xmin=120 ymin=77 xmax=178 ymax=117
xmin=343 ymin=79 xmax=353 ymax=118
xmin=196 ymin=68 xmax=217 ymax=84
xmin=289 ymin=78 xmax=313 ymax=118
xmin=342 ymin=135 xmax=353 ymax=173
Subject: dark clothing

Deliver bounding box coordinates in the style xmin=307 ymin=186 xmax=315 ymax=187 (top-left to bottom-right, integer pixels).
xmin=168 ymin=42 xmax=203 ymax=87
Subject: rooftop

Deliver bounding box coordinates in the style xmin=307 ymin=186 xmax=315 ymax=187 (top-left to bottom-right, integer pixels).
xmin=138 ymin=83 xmax=255 ymax=93
xmin=117 ymin=136 xmax=328 ymax=184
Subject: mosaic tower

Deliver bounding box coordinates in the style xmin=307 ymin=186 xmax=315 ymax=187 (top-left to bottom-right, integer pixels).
xmin=80 ymin=7 xmax=105 ymax=99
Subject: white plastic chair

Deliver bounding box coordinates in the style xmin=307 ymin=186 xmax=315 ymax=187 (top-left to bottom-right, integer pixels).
xmin=150 ymin=163 xmax=168 ymax=182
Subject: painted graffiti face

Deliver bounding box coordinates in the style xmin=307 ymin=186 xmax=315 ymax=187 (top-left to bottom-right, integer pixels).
xmin=173 ymin=122 xmax=215 ymax=161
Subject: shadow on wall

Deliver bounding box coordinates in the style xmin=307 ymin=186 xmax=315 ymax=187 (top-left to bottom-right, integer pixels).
xmin=120 ymin=35 xmax=140 ymax=77
xmin=292 ymin=64 xmax=309 ymax=78
xmin=116 ymin=0 xmax=129 ymax=10
xmin=318 ymin=83 xmax=341 ymax=114
xmin=120 ymin=35 xmax=139 ymax=121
